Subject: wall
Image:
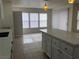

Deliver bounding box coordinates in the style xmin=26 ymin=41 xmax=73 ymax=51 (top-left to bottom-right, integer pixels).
xmin=13 ymin=12 xmax=23 ymax=35
xmin=67 ymin=7 xmax=73 ymax=32
xmin=68 ymin=3 xmax=79 ymax=32
xmin=0 ymin=1 xmax=14 ymax=35
xmin=47 ymin=10 xmax=52 ymax=33
xmin=71 ymin=4 xmax=79 ymax=32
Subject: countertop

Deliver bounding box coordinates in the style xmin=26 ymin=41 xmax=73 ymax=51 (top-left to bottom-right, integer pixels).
xmin=41 ymin=29 xmax=79 ymax=46
xmin=0 ymin=29 xmax=12 ymax=38
xmin=0 ymin=29 xmax=11 ymax=32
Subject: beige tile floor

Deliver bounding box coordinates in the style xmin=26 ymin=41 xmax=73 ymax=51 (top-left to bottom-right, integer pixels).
xmin=13 ymin=33 xmax=49 ymax=59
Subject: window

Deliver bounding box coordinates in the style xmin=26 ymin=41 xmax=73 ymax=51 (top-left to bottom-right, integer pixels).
xmin=40 ymin=13 xmax=47 ymax=27
xmin=22 ymin=12 xmax=47 ymax=29
xmin=22 ymin=13 xmax=29 ymax=28
xmin=30 ymin=13 xmax=38 ymax=28
xmin=53 ymin=9 xmax=68 ymax=31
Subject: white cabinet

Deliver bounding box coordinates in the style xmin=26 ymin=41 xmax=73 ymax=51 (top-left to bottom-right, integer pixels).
xmin=62 ymin=53 xmax=72 ymax=59
xmin=42 ymin=33 xmax=52 ymax=58
xmin=53 ymin=48 xmax=60 ymax=59
xmin=46 ymin=36 xmax=52 ymax=58
xmin=52 ymin=45 xmax=72 ymax=59
xmin=42 ymin=33 xmax=47 ymax=53
xmin=42 ymin=31 xmax=79 ymax=59
xmin=61 ymin=42 xmax=73 ymax=56
xmin=52 ymin=37 xmax=73 ymax=59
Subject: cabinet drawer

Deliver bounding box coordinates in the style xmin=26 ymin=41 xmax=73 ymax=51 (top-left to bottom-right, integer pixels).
xmin=61 ymin=42 xmax=73 ymax=56
xmin=52 ymin=38 xmax=61 ymax=48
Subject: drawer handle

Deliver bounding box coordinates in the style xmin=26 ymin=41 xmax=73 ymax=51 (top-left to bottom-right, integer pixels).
xmin=65 ymin=48 xmax=68 ymax=50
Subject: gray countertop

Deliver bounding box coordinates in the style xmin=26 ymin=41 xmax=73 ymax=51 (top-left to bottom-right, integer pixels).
xmin=0 ymin=29 xmax=12 ymax=38
xmin=0 ymin=29 xmax=11 ymax=32
xmin=41 ymin=29 xmax=79 ymax=46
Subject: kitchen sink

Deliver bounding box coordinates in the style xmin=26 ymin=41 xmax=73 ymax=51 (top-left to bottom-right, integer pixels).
xmin=0 ymin=32 xmax=9 ymax=37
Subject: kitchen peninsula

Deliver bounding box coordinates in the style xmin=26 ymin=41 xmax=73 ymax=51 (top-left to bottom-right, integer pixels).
xmin=42 ymin=29 xmax=79 ymax=59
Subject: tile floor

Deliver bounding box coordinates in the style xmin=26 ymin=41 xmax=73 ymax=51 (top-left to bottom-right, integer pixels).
xmin=13 ymin=33 xmax=49 ymax=59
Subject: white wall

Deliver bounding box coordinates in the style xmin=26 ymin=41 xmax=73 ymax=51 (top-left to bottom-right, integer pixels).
xmin=0 ymin=1 xmax=14 ymax=36
xmin=2 ymin=2 xmax=13 ymax=28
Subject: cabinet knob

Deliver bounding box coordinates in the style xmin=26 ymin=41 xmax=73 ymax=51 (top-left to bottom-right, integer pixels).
xmin=65 ymin=48 xmax=68 ymax=50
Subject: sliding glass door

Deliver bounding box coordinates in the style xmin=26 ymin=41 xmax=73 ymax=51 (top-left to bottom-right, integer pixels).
xmin=22 ymin=12 xmax=47 ymax=29
xmin=39 ymin=13 xmax=47 ymax=28
xmin=30 ymin=13 xmax=38 ymax=28
xmin=22 ymin=13 xmax=29 ymax=28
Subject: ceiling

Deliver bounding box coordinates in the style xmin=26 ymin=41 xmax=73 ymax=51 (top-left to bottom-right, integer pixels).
xmin=12 ymin=0 xmax=44 ymax=8
xmin=3 ymin=0 xmax=79 ymax=9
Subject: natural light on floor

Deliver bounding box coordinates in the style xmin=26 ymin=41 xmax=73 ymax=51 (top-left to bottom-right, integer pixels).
xmin=23 ymin=33 xmax=42 ymax=44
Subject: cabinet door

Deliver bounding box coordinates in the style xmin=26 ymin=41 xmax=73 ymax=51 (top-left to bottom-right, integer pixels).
xmin=47 ymin=38 xmax=52 ymax=58
xmin=53 ymin=48 xmax=60 ymax=59
xmin=53 ymin=47 xmax=63 ymax=59
xmin=52 ymin=46 xmax=54 ymax=59
xmin=42 ymin=34 xmax=47 ymax=52
xmin=62 ymin=53 xmax=72 ymax=59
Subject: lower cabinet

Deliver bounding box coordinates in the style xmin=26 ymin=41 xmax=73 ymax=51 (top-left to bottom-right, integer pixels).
xmin=52 ymin=46 xmax=72 ymax=59
xmin=53 ymin=48 xmax=60 ymax=59
xmin=42 ymin=36 xmax=47 ymax=53
xmin=47 ymin=37 xmax=52 ymax=58
xmin=62 ymin=53 xmax=72 ymax=59
xmin=42 ymin=33 xmax=52 ymax=58
xmin=42 ymin=32 xmax=79 ymax=59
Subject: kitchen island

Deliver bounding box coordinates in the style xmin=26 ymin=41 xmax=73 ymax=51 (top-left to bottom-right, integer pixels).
xmin=42 ymin=29 xmax=79 ymax=59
